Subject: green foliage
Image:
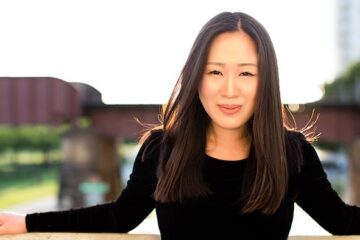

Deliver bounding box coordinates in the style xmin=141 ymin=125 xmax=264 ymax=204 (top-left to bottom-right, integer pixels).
xmin=323 ymin=60 xmax=360 ymax=101
xmin=0 ymin=124 xmax=69 ymax=153
xmin=313 ymin=140 xmax=343 ymax=151
xmin=77 ymin=117 xmax=92 ymax=128
xmin=0 ymin=126 xmax=17 ymax=152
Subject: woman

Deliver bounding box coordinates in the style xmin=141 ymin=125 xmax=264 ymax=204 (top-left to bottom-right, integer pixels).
xmin=1 ymin=11 xmax=359 ymax=240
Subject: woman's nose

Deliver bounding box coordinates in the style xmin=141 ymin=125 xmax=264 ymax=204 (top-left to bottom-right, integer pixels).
xmin=221 ymin=75 xmax=238 ymax=98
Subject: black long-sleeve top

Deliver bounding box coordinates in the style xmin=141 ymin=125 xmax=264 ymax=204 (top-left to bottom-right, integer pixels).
xmin=26 ymin=131 xmax=360 ymax=239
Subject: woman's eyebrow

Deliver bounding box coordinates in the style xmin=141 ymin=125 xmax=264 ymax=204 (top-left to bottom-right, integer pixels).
xmin=207 ymin=62 xmax=257 ymax=66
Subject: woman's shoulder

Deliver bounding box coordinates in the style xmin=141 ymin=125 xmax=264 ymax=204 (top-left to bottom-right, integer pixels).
xmin=129 ymin=129 xmax=163 ymax=177
xmin=137 ymin=128 xmax=164 ymax=162
xmin=284 ymin=129 xmax=312 ymax=174
xmin=141 ymin=128 xmax=163 ymax=145
xmin=285 ymin=129 xmax=323 ymax=174
xmin=285 ymin=129 xmax=306 ymax=142
xmin=285 ymin=129 xmax=316 ymax=151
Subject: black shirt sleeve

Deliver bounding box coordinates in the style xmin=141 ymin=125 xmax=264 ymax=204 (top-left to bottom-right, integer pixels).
xmin=296 ymin=138 xmax=360 ymax=235
xmin=26 ymin=130 xmax=161 ymax=233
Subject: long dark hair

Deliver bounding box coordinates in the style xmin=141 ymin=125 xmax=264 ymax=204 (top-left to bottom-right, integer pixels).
xmin=144 ymin=12 xmax=303 ymax=215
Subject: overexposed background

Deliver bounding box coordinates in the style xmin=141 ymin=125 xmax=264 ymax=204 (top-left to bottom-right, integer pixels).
xmin=0 ymin=0 xmax=337 ymax=104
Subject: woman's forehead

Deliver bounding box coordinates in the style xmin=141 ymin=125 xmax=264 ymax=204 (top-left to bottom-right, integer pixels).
xmin=207 ymin=31 xmax=258 ymax=64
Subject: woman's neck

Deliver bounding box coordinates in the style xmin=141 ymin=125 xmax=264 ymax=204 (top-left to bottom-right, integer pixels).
xmin=205 ymin=125 xmax=251 ymax=161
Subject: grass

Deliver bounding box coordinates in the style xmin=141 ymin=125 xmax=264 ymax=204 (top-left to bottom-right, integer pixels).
xmin=0 ymin=163 xmax=60 ymax=209
xmin=0 ymin=149 xmax=62 ymax=166
xmin=0 ymin=181 xmax=58 ymax=209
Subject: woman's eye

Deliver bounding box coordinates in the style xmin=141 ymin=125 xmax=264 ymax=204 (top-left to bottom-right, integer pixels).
xmin=209 ymin=70 xmax=222 ymax=76
xmin=240 ymin=72 xmax=254 ymax=76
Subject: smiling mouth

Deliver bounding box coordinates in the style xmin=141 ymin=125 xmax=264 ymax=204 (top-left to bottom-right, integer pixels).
xmin=218 ymin=104 xmax=241 ymax=115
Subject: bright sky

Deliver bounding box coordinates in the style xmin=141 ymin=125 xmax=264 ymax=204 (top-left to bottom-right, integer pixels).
xmin=0 ymin=0 xmax=337 ymax=104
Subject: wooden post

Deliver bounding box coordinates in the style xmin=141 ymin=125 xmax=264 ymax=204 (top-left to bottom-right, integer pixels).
xmin=59 ymin=128 xmax=121 ymax=209
xmin=97 ymin=135 xmax=122 ymax=201
xmin=349 ymin=138 xmax=360 ymax=205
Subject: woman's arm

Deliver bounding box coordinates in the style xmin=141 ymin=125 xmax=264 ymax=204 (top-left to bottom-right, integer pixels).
xmin=0 ymin=212 xmax=27 ymax=234
xmin=296 ymin=139 xmax=360 ymax=235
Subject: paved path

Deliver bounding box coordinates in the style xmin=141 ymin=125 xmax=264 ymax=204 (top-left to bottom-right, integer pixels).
xmin=4 ymin=196 xmax=58 ymax=214
xmin=2 ymin=196 xmax=330 ymax=236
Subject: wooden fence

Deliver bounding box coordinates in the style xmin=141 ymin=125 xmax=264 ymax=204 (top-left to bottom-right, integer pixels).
xmin=0 ymin=233 xmax=360 ymax=239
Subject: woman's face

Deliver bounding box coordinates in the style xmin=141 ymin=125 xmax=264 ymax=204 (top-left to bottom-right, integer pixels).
xmin=199 ymin=31 xmax=259 ymax=134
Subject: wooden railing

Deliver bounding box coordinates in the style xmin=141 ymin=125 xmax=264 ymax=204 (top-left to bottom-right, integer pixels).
xmin=0 ymin=233 xmax=360 ymax=239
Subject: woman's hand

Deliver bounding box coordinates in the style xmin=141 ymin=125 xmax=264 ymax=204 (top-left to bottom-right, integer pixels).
xmin=0 ymin=212 xmax=27 ymax=234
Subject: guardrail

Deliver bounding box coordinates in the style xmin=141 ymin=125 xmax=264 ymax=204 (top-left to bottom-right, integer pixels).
xmin=0 ymin=233 xmax=360 ymax=240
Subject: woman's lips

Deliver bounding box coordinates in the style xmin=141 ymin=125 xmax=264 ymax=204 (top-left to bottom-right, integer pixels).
xmin=218 ymin=104 xmax=241 ymax=115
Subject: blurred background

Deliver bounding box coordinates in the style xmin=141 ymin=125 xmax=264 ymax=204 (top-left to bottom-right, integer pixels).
xmin=0 ymin=0 xmax=359 ymax=236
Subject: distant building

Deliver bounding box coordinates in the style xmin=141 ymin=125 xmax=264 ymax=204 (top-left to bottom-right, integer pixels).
xmin=336 ymin=0 xmax=360 ymax=72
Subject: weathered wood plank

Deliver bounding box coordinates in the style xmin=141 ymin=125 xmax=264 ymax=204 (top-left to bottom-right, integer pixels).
xmin=0 ymin=233 xmax=160 ymax=240
xmin=0 ymin=233 xmax=360 ymax=239
xmin=290 ymin=237 xmax=360 ymax=240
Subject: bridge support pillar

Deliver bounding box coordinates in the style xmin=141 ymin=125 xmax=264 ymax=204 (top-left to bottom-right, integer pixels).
xmin=349 ymin=138 xmax=360 ymax=205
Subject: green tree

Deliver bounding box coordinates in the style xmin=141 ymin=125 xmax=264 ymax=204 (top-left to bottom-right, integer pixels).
xmin=0 ymin=124 xmax=69 ymax=165
xmin=323 ymin=60 xmax=360 ymax=102
xmin=0 ymin=126 xmax=16 ymax=153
